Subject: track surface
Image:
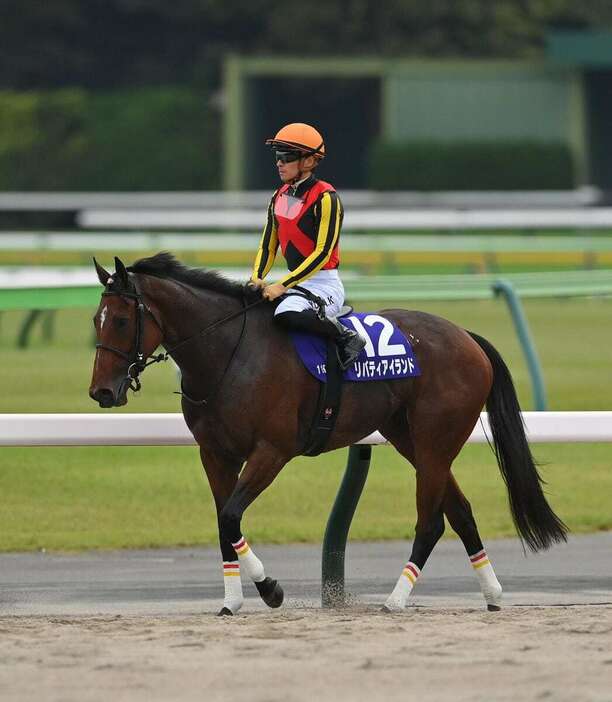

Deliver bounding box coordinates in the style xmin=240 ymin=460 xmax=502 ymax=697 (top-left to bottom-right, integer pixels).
xmin=1 ymin=533 xmax=610 ymax=615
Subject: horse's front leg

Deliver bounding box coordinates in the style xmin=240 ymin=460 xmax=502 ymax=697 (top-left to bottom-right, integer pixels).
xmin=217 ymin=440 xmax=287 ymax=616
xmin=199 ymin=446 xmax=246 ymax=615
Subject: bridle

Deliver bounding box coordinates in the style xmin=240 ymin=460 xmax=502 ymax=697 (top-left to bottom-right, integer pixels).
xmin=95 ymin=277 xmax=268 ymax=402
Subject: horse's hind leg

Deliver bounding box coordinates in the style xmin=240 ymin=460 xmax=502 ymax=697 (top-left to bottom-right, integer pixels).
xmin=383 ymin=446 xmax=450 ymax=612
xmin=381 ymin=403 xmax=489 ymax=612
xmin=381 ymin=413 xmax=502 ymax=611
xmin=443 ymin=474 xmax=502 ymax=610
xmin=380 ymin=415 xmax=446 ymax=611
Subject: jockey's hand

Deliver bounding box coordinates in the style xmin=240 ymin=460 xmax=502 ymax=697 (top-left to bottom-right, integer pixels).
xmin=263 ymin=282 xmax=287 ymax=301
xmin=248 ymin=277 xmax=266 ymax=290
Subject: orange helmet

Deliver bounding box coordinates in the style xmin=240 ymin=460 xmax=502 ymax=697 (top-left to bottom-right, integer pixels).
xmin=265 ymin=123 xmax=325 ymax=159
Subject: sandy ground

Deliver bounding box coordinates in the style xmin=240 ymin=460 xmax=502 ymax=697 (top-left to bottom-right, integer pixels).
xmin=1 ymin=605 xmax=611 ymax=702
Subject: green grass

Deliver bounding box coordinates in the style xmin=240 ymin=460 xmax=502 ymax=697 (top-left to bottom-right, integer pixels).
xmin=1 ymin=444 xmax=610 ymax=551
xmin=0 ymin=297 xmax=611 ymax=551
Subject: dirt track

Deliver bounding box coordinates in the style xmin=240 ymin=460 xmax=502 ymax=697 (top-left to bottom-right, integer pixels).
xmin=1 ymin=536 xmax=611 ymax=700
xmin=1 ymin=605 xmax=611 ymax=702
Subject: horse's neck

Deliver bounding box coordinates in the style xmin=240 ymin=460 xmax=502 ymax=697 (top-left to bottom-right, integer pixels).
xmin=140 ymin=275 xmax=241 ymax=370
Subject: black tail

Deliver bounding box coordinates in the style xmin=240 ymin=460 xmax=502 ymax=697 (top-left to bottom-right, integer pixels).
xmin=469 ymin=331 xmax=568 ymax=552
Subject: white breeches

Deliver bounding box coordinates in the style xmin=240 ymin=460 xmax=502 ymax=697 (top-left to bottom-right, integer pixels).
xmin=274 ymin=269 xmax=345 ymax=319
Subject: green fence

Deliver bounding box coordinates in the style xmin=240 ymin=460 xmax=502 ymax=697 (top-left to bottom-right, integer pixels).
xmin=2 ymin=270 xmax=612 ymax=409
xmin=4 ymin=270 xmax=612 ymax=312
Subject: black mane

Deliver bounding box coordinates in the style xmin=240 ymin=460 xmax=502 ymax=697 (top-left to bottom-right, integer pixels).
xmin=128 ymin=252 xmax=249 ymax=299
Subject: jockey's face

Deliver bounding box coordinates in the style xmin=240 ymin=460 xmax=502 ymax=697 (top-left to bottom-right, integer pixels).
xmin=276 ymin=153 xmax=316 ymax=184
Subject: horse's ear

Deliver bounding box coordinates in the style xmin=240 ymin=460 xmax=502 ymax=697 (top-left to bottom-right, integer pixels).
xmin=93 ymin=257 xmax=111 ymax=286
xmin=114 ymin=256 xmax=129 ymax=288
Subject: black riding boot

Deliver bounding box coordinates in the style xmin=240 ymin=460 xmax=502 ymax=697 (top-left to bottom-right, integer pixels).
xmin=275 ymin=310 xmax=366 ymax=370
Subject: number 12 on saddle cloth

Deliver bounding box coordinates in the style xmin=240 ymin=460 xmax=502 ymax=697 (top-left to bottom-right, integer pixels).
xmin=290 ymin=313 xmax=421 ymax=382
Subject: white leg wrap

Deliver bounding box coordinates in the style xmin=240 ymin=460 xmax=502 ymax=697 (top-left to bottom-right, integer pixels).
xmin=470 ymin=549 xmax=502 ymax=608
xmin=232 ymin=537 xmax=265 ymax=583
xmin=384 ymin=562 xmax=421 ymax=611
xmin=222 ymin=561 xmax=244 ymax=614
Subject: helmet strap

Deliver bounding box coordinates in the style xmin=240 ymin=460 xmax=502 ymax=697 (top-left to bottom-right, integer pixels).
xmin=289 ymin=154 xmax=316 ymax=185
xmin=290 ymin=166 xmax=304 ymax=185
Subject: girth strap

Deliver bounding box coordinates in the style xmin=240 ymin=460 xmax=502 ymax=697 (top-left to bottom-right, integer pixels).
xmin=302 ymin=339 xmax=343 ymax=457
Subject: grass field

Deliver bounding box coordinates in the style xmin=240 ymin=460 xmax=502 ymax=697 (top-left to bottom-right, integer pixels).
xmin=1 ymin=296 xmax=611 ymax=551
xmin=2 ymin=444 xmax=610 ymax=552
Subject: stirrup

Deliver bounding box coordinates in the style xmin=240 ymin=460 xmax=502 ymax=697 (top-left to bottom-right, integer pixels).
xmin=337 ymin=333 xmax=366 ymax=371
xmin=337 ymin=350 xmax=356 ymax=371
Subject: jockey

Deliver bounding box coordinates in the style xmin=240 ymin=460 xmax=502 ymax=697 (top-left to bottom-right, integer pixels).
xmin=250 ymin=122 xmax=365 ymax=370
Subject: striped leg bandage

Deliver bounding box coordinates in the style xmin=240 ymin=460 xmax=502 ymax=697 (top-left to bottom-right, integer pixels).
xmin=470 ymin=549 xmax=502 ymax=608
xmin=384 ymin=562 xmax=421 ymax=611
xmin=232 ymin=536 xmax=265 ymax=583
xmin=223 ymin=561 xmax=244 ymax=614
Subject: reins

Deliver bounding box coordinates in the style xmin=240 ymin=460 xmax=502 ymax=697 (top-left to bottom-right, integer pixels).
xmin=175 ymin=293 xmax=257 ymax=406
xmin=96 ymin=276 xmax=324 ymax=404
xmin=166 ymin=295 xmax=266 ymax=358
xmin=174 ymin=285 xmax=325 ymax=405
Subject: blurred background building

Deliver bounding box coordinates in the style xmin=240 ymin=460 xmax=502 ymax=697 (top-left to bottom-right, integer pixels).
xmin=2 ymin=2 xmax=612 ymax=194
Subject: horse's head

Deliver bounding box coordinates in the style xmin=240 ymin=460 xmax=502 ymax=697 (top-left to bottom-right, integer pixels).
xmin=89 ymin=256 xmax=164 ymax=408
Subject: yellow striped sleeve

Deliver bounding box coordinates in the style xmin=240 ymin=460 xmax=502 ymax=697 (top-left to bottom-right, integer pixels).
xmin=252 ymin=196 xmax=279 ymax=280
xmin=278 ymin=192 xmax=341 ymax=288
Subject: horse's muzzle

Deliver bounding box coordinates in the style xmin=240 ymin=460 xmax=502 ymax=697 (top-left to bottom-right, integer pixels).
xmin=89 ymin=387 xmax=127 ymax=408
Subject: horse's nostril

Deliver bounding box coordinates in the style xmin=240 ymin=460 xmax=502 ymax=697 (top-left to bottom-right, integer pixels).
xmin=90 ymin=388 xmax=115 ymax=408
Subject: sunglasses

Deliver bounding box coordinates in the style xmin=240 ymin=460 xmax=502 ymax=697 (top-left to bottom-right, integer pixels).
xmin=274 ymin=150 xmax=303 ymax=164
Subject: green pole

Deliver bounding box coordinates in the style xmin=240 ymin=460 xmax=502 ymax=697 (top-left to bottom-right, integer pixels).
xmin=18 ymin=310 xmax=43 ymax=348
xmin=492 ymin=279 xmax=547 ymax=411
xmin=321 ymin=444 xmax=371 ymax=607
xmin=223 ymin=56 xmax=245 ymax=190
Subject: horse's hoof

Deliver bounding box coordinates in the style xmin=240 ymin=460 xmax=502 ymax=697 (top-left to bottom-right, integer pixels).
xmin=487 ymin=604 xmax=501 ymax=612
xmin=217 ymin=607 xmax=234 ymax=616
xmin=381 ymin=598 xmax=403 ymax=613
xmin=256 ymin=577 xmax=284 ymax=608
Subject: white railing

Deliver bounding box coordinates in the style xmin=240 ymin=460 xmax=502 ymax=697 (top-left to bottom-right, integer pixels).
xmin=0 ymin=188 xmax=600 ymax=211
xmin=1 ymin=412 xmax=611 ymax=447
xmin=2 ymin=188 xmax=607 ymax=231
xmin=77 ymin=207 xmax=612 ymax=231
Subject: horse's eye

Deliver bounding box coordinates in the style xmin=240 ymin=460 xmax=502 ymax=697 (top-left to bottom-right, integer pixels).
xmin=114 ymin=317 xmax=129 ymax=330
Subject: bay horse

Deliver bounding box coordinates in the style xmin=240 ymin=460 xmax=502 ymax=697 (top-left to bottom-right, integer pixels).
xmin=89 ymin=253 xmax=567 ymax=615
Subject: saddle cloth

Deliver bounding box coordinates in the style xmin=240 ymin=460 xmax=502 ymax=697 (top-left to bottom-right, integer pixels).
xmin=290 ymin=312 xmax=421 ymax=382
